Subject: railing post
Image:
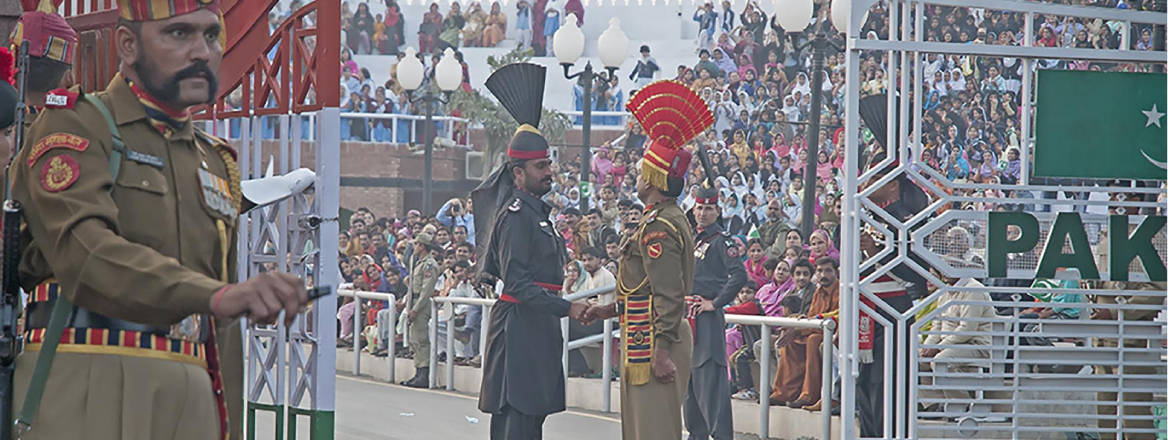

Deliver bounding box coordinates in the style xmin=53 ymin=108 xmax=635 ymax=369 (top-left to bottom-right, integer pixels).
xmin=446 ymin=302 xmax=456 ymax=391
xmin=602 ymin=317 xmax=613 ymax=412
xmin=354 ymin=298 xmax=362 ymax=376
xmin=561 ymin=317 xmax=570 ymax=387
xmin=429 ymin=301 xmax=438 ymax=389
xmin=480 ymin=304 xmax=491 ymax=366
xmin=822 ymin=322 xmax=834 ymax=440
xmin=759 ymin=324 xmax=772 ymax=439
xmin=387 ymin=296 xmax=396 ymax=382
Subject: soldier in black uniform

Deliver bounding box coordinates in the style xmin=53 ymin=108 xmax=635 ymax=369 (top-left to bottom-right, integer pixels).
xmin=472 ymin=63 xmax=589 ymax=440
xmin=684 ymin=186 xmax=747 ymax=440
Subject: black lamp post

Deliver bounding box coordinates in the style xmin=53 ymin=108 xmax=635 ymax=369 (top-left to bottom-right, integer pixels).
xmin=555 ymin=16 xmax=628 ymax=212
xmin=397 ymin=47 xmax=463 ymax=215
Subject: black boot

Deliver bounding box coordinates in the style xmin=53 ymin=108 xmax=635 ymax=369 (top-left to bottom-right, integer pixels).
xmin=403 ymin=367 xmax=429 ymax=388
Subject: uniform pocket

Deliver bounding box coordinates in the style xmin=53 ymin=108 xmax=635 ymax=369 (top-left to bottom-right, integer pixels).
xmin=114 ymin=161 xmax=168 ymax=196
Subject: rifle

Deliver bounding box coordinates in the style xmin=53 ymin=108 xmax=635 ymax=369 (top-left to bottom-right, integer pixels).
xmin=1 ymin=41 xmax=31 ymax=440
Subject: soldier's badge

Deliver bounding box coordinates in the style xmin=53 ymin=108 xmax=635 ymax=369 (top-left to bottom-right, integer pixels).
xmin=508 ymin=198 xmax=521 ymax=212
xmin=28 ymin=133 xmax=89 ymax=167
xmin=641 ymin=230 xmax=667 ymax=245
xmin=726 ymin=245 xmax=739 ymax=258
xmin=197 ymin=168 xmax=238 ymax=219
xmin=40 ymin=154 xmax=80 ymax=192
xmin=43 ymin=89 xmax=78 ymax=109
xmin=646 ymin=241 xmax=663 ymax=259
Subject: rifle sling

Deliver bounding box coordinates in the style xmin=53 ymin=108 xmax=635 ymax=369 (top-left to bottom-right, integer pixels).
xmin=16 ymin=94 xmax=125 ymax=430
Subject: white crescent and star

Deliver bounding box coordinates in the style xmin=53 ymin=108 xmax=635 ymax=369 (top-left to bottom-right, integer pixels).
xmin=1140 ymin=104 xmax=1167 ymax=170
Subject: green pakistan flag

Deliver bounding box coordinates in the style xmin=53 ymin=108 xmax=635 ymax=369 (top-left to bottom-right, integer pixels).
xmin=1034 ymin=70 xmax=1167 ymax=180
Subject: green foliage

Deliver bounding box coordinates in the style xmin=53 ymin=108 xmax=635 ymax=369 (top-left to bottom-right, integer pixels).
xmin=454 ymin=46 xmax=571 ymax=176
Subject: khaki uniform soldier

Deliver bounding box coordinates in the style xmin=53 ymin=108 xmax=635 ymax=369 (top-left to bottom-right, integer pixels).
xmin=9 ymin=1 xmax=309 ymax=439
xmin=1092 ymin=281 xmax=1166 ymax=440
xmin=588 ymin=80 xmax=711 ymax=440
xmin=401 ymin=233 xmax=442 ymax=388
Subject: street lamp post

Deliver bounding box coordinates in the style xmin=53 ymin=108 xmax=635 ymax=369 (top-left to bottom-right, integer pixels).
xmin=774 ymin=1 xmax=843 ymax=241
xmin=397 ymin=47 xmax=463 ymax=215
xmin=554 ymin=16 xmax=628 ymax=212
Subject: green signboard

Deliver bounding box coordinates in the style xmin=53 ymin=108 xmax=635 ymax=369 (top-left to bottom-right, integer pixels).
xmin=1034 ymin=70 xmax=1167 ymax=180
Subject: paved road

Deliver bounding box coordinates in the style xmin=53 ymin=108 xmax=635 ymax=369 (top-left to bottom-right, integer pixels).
xmin=257 ymin=375 xmax=770 ymax=439
xmin=331 ymin=375 xmax=622 ymax=440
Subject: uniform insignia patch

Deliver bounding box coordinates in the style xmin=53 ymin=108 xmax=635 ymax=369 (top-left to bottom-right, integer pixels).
xmin=40 ymin=154 xmax=80 ymax=192
xmin=642 ymin=230 xmax=667 ymax=244
xmin=726 ymin=245 xmax=739 ymax=258
xmin=646 ymin=242 xmax=663 ymax=259
xmin=508 ymin=199 xmax=521 ymax=212
xmin=694 ymin=242 xmax=710 ymax=259
xmin=197 ymin=168 xmax=238 ymax=219
xmin=28 ymin=133 xmax=89 ymax=167
xmin=126 ymin=149 xmax=165 ymax=168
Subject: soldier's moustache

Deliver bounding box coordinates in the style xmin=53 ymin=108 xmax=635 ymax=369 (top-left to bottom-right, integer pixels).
xmin=132 ymin=57 xmax=219 ymax=105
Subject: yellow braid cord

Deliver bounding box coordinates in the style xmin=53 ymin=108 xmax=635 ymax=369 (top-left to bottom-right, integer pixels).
xmin=641 ymin=159 xmax=669 ymax=191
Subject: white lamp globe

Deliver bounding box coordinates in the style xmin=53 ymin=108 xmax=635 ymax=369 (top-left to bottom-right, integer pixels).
xmin=554 ymin=14 xmax=585 ymax=64
xmin=597 ymin=18 xmax=629 ymax=69
xmin=830 ymin=0 xmax=867 ymax=34
xmin=436 ymin=48 xmax=462 ymax=91
xmin=396 ymin=47 xmax=424 ymax=91
xmin=773 ymin=0 xmax=813 ymax=32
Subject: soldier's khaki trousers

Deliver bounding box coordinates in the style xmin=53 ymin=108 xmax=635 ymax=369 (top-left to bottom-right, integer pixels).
xmin=13 ymin=350 xmax=219 ymax=440
xmin=409 ymin=309 xmax=431 ymax=368
xmin=620 ymin=321 xmax=693 ymax=440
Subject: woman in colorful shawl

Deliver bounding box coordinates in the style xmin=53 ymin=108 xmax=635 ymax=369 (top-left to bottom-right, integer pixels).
xmin=481 ymin=2 xmax=507 ymax=47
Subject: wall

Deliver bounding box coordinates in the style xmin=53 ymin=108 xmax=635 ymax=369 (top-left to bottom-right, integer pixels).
xmin=232 ymin=126 xmax=627 ymax=219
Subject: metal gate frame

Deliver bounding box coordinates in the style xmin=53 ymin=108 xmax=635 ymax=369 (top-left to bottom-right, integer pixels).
xmin=838 ymin=1 xmax=1166 ymax=438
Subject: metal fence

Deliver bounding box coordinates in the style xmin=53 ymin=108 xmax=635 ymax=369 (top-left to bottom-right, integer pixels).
xmin=337 ymin=290 xmax=398 ymax=381
xmin=420 ymin=285 xmax=838 ymax=440
xmin=338 ymin=112 xmax=473 ymax=148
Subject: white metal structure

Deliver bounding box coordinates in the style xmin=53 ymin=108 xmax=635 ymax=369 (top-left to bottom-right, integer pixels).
xmin=213 ymin=109 xmax=341 ymax=439
xmin=838 ymin=1 xmax=1166 ymax=439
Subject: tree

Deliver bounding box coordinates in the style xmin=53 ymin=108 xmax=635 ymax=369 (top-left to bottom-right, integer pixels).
xmin=449 ymin=46 xmax=571 ymax=178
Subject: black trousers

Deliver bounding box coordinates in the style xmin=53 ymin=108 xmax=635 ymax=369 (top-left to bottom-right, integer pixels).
xmin=857 ymin=294 xmax=913 ymax=439
xmin=489 ymin=406 xmax=546 ymax=440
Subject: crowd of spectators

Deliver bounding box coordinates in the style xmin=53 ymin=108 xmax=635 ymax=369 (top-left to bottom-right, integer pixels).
xmin=342 ymin=0 xmax=562 ymax=56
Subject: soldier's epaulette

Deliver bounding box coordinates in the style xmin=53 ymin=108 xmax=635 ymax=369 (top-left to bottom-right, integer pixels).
xmin=506 ymin=197 xmax=522 ymax=213
xmin=195 ymin=129 xmax=237 ymax=161
xmin=43 ymin=88 xmax=79 ymax=109
xmin=645 ymin=214 xmax=679 ymax=235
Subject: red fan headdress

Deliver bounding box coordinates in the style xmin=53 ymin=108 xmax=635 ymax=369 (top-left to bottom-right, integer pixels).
xmin=626 ymin=80 xmax=714 ymax=192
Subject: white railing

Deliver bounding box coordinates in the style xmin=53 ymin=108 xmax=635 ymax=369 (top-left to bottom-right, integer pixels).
xmin=909 ymin=288 xmax=1168 ymax=439
xmin=726 ymin=313 xmax=837 ymax=440
xmin=563 ymin=110 xmax=630 ymax=129
xmin=428 ymin=296 xmax=496 ymax=391
xmin=423 ymin=285 xmax=837 ymax=440
xmin=339 ymin=112 xmax=473 ymax=148
xmin=338 ymin=289 xmax=398 ymax=381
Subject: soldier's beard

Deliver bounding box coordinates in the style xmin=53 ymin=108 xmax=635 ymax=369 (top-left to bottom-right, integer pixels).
xmin=132 ymin=54 xmax=219 ymax=109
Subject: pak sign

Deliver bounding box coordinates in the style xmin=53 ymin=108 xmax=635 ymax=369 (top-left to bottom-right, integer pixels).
xmin=988 ymin=212 xmax=1167 ymax=281
xmin=1034 ymin=70 xmax=1167 ymax=180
